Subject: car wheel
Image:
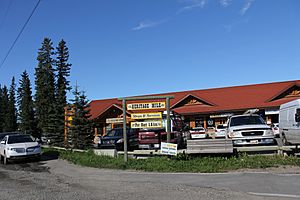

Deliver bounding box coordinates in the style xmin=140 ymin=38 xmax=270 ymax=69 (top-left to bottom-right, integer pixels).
xmin=3 ymin=154 xmax=8 ymax=165
xmin=282 ymin=133 xmax=289 ymax=145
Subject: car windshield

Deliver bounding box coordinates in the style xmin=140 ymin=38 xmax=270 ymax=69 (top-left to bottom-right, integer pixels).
xmin=230 ymin=116 xmax=265 ymax=127
xmin=106 ymin=129 xmax=126 ymax=137
xmin=7 ymin=135 xmax=34 ymax=144
xmin=217 ymin=125 xmax=224 ymax=129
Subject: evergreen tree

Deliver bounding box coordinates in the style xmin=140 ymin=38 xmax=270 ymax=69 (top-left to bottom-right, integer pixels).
xmin=18 ymin=71 xmax=37 ymax=137
xmin=55 ymin=39 xmax=71 ymax=146
xmin=2 ymin=86 xmax=10 ymax=132
xmin=5 ymin=77 xmax=17 ymax=132
xmin=0 ymin=86 xmax=3 ymax=132
xmin=68 ymin=85 xmax=93 ymax=149
xmin=35 ymin=38 xmax=56 ymax=139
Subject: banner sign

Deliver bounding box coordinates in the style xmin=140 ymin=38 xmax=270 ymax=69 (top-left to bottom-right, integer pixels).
xmin=131 ymin=112 xmax=162 ymax=120
xmin=160 ymin=142 xmax=177 ymax=156
xmin=131 ymin=121 xmax=162 ymax=129
xmin=127 ymin=102 xmax=166 ymax=110
xmin=106 ymin=118 xmax=128 ymax=124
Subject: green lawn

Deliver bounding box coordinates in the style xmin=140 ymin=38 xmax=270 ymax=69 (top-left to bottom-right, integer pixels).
xmin=43 ymin=148 xmax=300 ymax=173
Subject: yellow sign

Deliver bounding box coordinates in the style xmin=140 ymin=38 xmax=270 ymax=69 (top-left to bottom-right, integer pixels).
xmin=131 ymin=121 xmax=162 ymax=129
xmin=131 ymin=112 xmax=162 ymax=120
xmin=127 ymin=102 xmax=166 ymax=110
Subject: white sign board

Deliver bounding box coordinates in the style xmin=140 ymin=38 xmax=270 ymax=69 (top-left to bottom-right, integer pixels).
xmin=127 ymin=102 xmax=166 ymax=110
xmin=131 ymin=121 xmax=162 ymax=129
xmin=106 ymin=118 xmax=130 ymax=124
xmin=160 ymin=142 xmax=177 ymax=156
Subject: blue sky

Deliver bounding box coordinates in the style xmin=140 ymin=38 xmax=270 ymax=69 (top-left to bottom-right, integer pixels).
xmin=0 ymin=0 xmax=299 ymax=100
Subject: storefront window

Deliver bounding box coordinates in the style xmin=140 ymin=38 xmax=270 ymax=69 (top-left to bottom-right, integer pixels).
xmin=195 ymin=117 xmax=204 ymax=127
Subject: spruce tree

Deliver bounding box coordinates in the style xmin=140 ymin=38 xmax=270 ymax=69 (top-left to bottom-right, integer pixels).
xmin=35 ymin=38 xmax=56 ymax=140
xmin=0 ymin=86 xmax=3 ymax=132
xmin=55 ymin=39 xmax=71 ymax=146
xmin=18 ymin=71 xmax=37 ymax=137
xmin=5 ymin=77 xmax=18 ymax=132
xmin=2 ymin=86 xmax=9 ymax=132
xmin=68 ymin=85 xmax=93 ymax=149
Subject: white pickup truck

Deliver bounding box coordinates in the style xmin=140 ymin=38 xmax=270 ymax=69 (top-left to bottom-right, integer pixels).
xmin=226 ymin=114 xmax=275 ymax=146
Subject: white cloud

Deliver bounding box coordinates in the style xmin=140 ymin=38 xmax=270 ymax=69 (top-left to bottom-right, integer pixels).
xmin=220 ymin=0 xmax=232 ymax=8
xmin=240 ymin=0 xmax=254 ymax=16
xmin=177 ymin=0 xmax=207 ymax=14
xmin=132 ymin=19 xmax=168 ymax=31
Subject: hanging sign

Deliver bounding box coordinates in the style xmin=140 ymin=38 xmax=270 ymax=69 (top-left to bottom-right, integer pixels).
xmin=127 ymin=102 xmax=166 ymax=110
xmin=106 ymin=118 xmax=129 ymax=124
xmin=131 ymin=112 xmax=162 ymax=120
xmin=131 ymin=121 xmax=162 ymax=129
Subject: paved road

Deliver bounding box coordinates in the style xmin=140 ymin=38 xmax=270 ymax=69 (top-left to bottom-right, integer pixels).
xmin=0 ymin=157 xmax=300 ymax=200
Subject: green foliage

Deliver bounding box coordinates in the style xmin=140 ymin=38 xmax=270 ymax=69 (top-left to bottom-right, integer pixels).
xmin=68 ymin=85 xmax=93 ymax=149
xmin=17 ymin=71 xmax=37 ymax=137
xmin=4 ymin=77 xmax=18 ymax=132
xmin=43 ymin=148 xmax=300 ymax=173
xmin=2 ymin=85 xmax=12 ymax=132
xmin=55 ymin=39 xmax=72 ymax=146
xmin=35 ymin=38 xmax=56 ymax=139
xmin=0 ymin=86 xmax=3 ymax=132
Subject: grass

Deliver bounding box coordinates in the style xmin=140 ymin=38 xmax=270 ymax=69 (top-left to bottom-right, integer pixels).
xmin=42 ymin=148 xmax=300 ymax=173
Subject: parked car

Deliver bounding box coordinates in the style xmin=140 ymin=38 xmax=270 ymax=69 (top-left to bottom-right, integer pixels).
xmin=226 ymin=114 xmax=274 ymax=146
xmin=138 ymin=128 xmax=185 ymax=149
xmin=279 ymin=99 xmax=300 ymax=145
xmin=215 ymin=124 xmax=226 ymax=138
xmin=189 ymin=127 xmax=207 ymax=139
xmin=0 ymin=134 xmax=41 ymax=164
xmin=97 ymin=128 xmax=139 ymax=151
xmin=271 ymin=123 xmax=280 ymax=138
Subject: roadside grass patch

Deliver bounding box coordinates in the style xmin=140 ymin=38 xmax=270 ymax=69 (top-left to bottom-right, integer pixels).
xmin=42 ymin=148 xmax=300 ymax=173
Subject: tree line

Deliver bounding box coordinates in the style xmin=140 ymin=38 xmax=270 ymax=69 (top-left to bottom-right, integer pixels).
xmin=0 ymin=38 xmax=93 ymax=149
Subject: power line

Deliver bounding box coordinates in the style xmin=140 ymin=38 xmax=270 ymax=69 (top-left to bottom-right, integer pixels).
xmin=0 ymin=0 xmax=41 ymax=70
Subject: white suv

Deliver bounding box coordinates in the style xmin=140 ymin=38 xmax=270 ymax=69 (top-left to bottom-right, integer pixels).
xmin=227 ymin=114 xmax=275 ymax=146
xmin=0 ymin=134 xmax=41 ymax=164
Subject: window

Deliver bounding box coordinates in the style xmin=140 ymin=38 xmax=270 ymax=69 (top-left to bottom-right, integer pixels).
xmin=230 ymin=116 xmax=265 ymax=127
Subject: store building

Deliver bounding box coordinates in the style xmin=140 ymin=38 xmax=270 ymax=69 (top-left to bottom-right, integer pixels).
xmin=89 ymin=80 xmax=300 ymax=135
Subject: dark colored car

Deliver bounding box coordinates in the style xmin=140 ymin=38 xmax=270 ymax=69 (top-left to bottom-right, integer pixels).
xmin=138 ymin=129 xmax=185 ymax=149
xmin=97 ymin=128 xmax=139 ymax=151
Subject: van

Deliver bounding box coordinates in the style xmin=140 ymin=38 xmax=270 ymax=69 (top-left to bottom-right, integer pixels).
xmin=279 ymin=99 xmax=300 ymax=145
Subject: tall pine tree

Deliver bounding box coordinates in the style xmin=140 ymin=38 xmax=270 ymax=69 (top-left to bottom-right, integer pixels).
xmin=68 ymin=85 xmax=93 ymax=149
xmin=18 ymin=71 xmax=37 ymax=137
xmin=55 ymin=39 xmax=71 ymax=146
xmin=5 ymin=77 xmax=17 ymax=132
xmin=35 ymin=38 xmax=56 ymax=139
xmin=0 ymin=85 xmax=3 ymax=132
xmin=2 ymin=86 xmax=10 ymax=132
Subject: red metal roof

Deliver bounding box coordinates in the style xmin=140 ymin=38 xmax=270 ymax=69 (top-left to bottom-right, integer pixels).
xmin=89 ymin=80 xmax=300 ymax=119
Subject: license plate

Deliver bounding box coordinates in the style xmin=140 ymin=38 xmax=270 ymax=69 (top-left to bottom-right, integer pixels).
xmin=250 ymin=140 xmax=258 ymax=144
xmin=154 ymin=144 xmax=160 ymax=148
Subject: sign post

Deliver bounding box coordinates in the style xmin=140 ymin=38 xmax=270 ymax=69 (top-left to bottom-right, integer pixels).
xmin=122 ymin=99 xmax=127 ymax=162
xmin=118 ymin=95 xmax=174 ymax=163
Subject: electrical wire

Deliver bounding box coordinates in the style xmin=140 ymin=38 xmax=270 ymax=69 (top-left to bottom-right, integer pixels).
xmin=0 ymin=0 xmax=41 ymax=70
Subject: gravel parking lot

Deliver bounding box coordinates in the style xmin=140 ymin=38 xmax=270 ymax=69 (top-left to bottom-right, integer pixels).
xmin=0 ymin=154 xmax=300 ymax=200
